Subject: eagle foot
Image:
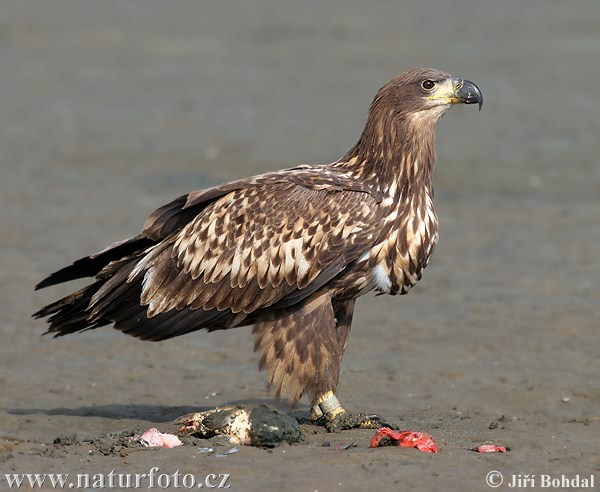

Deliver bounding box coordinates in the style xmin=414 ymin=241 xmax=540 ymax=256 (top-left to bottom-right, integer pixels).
xmin=322 ymin=412 xmax=396 ymax=433
xmin=310 ymin=391 xmax=396 ymax=432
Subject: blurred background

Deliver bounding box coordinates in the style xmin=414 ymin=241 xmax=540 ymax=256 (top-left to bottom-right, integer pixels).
xmin=1 ymin=0 xmax=598 ymax=488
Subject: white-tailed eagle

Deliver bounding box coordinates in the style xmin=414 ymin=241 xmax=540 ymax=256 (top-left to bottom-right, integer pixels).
xmin=34 ymin=68 xmax=482 ymax=423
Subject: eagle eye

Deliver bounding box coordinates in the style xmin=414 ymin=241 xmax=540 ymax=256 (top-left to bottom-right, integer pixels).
xmin=421 ymin=80 xmax=436 ymax=91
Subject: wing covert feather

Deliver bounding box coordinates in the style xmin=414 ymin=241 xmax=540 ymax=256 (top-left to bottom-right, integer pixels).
xmin=135 ymin=174 xmax=379 ymax=316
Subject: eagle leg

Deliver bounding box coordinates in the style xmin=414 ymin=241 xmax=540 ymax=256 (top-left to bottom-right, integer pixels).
xmin=253 ymin=294 xmax=352 ymax=408
xmin=254 ymin=296 xmax=395 ymax=431
xmin=310 ymin=297 xmax=396 ymax=431
xmin=308 ymin=298 xmax=355 ymax=419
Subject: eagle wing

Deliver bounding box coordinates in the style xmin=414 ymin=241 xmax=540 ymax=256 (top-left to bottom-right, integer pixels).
xmin=84 ymin=169 xmax=382 ymax=343
xmin=135 ymin=172 xmax=379 ymax=317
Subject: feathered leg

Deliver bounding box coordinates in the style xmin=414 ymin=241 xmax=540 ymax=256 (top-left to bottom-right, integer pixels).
xmin=308 ymin=299 xmax=355 ymax=419
xmin=252 ymin=295 xmax=343 ymax=408
xmin=254 ymin=297 xmax=393 ymax=431
xmin=253 ymin=295 xmax=355 ymax=421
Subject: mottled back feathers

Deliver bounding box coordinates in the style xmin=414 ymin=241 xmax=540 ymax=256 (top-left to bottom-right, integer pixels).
xmin=131 ymin=171 xmax=382 ymax=318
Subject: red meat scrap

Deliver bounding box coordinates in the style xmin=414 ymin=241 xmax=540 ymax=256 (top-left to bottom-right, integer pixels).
xmin=475 ymin=444 xmax=509 ymax=453
xmin=370 ymin=427 xmax=438 ymax=453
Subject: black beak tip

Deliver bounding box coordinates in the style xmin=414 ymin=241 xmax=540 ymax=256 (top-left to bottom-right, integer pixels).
xmin=457 ymin=79 xmax=483 ymax=111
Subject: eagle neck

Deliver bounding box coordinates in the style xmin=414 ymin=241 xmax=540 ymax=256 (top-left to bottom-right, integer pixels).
xmin=336 ymin=110 xmax=438 ymax=204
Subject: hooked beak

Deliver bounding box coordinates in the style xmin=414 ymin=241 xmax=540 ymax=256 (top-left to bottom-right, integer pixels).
xmin=452 ymin=78 xmax=483 ymax=110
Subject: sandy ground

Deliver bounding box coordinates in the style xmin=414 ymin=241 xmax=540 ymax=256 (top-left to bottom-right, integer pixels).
xmin=1 ymin=1 xmax=599 ymax=490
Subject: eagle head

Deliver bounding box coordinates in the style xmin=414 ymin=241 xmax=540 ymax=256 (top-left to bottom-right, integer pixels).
xmin=372 ymin=68 xmax=483 ymax=126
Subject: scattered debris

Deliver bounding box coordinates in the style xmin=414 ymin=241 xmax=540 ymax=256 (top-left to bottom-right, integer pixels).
xmin=197 ymin=447 xmax=214 ymax=454
xmin=567 ymin=416 xmax=600 ymax=425
xmin=175 ymin=404 xmax=300 ymax=447
xmin=54 ymin=430 xmax=146 ymax=457
xmin=334 ymin=441 xmax=358 ymax=450
xmin=475 ymin=444 xmax=510 ymax=453
xmin=133 ymin=428 xmax=182 ymax=449
xmin=53 ymin=434 xmax=80 ymax=446
xmin=215 ymin=447 xmax=239 ymax=458
xmin=370 ymin=427 xmax=438 ymax=453
xmin=488 ymin=421 xmax=499 ymax=430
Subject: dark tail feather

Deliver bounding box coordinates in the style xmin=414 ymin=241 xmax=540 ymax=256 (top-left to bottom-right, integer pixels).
xmin=35 ymin=234 xmax=155 ymax=290
xmin=34 ymin=281 xmax=111 ymax=337
xmin=33 ymin=189 xmax=239 ymax=339
xmin=33 ymin=241 xmax=248 ymax=341
xmin=34 ymin=256 xmax=145 ymax=337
